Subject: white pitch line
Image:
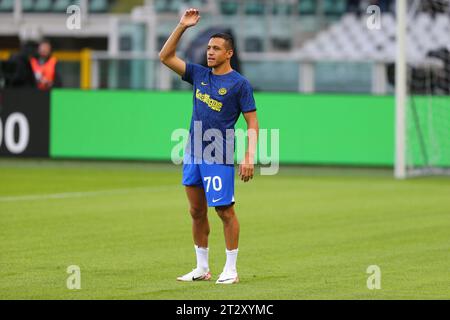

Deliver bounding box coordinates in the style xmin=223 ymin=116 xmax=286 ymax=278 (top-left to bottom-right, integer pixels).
xmin=0 ymin=185 xmax=179 ymax=203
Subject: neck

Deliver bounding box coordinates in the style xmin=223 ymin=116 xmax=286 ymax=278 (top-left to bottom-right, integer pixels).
xmin=212 ymin=62 xmax=233 ymax=75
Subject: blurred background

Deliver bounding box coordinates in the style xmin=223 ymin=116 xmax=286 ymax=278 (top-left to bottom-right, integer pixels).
xmin=0 ymin=0 xmax=447 ymax=93
xmin=0 ymin=0 xmax=449 ymax=174
xmin=1 ymin=1 xmax=450 ymax=300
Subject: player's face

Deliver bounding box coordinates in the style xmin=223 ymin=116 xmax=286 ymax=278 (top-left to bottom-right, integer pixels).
xmin=207 ymin=38 xmax=233 ymax=68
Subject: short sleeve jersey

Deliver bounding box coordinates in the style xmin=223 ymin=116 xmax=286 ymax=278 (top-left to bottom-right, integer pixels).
xmin=182 ymin=63 xmax=256 ymax=164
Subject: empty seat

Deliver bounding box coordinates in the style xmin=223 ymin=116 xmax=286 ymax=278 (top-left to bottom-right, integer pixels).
xmin=89 ymin=0 xmax=108 ymax=12
xmin=298 ymin=0 xmax=316 ymax=15
xmin=220 ymin=0 xmax=238 ymax=15
xmin=245 ymin=0 xmax=264 ymax=15
xmin=272 ymin=2 xmax=292 ymax=15
xmin=416 ymin=13 xmax=432 ymax=30
xmin=0 ymin=0 xmax=13 ymax=12
xmin=168 ymin=0 xmax=181 ymax=13
xmin=435 ymin=14 xmax=450 ymax=27
xmin=185 ymin=0 xmax=205 ymax=8
xmin=245 ymin=37 xmax=263 ymax=52
xmin=53 ymin=0 xmax=71 ymax=12
xmin=323 ymin=0 xmax=347 ymax=16
xmin=154 ymin=0 xmax=179 ymax=12
xmin=34 ymin=0 xmax=53 ymax=12
xmin=154 ymin=0 xmax=168 ymax=12
xmin=341 ymin=13 xmax=357 ymax=27
xmin=22 ymin=0 xmax=34 ymax=12
xmin=271 ymin=37 xmax=292 ymax=51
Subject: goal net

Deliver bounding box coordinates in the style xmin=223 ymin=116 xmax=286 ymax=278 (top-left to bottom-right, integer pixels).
xmin=395 ymin=0 xmax=450 ymax=178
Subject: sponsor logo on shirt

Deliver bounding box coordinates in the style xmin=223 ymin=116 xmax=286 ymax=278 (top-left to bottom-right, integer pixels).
xmin=195 ymin=89 xmax=223 ymax=112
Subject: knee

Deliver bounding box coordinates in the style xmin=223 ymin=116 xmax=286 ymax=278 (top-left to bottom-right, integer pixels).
xmin=215 ymin=205 xmax=235 ymax=223
xmin=189 ymin=206 xmax=207 ymax=221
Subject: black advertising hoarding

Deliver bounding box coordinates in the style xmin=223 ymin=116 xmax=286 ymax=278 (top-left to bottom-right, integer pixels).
xmin=0 ymin=89 xmax=50 ymax=157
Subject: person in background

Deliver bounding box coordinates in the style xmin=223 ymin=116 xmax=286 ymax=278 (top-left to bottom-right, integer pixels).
xmin=6 ymin=41 xmax=37 ymax=88
xmin=30 ymin=39 xmax=62 ymax=90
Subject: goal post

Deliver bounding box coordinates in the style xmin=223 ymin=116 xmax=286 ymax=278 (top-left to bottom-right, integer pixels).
xmin=395 ymin=0 xmax=450 ymax=179
xmin=395 ymin=0 xmax=407 ymax=179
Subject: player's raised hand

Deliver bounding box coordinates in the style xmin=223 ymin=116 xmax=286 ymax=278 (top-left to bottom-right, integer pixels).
xmin=180 ymin=8 xmax=201 ymax=28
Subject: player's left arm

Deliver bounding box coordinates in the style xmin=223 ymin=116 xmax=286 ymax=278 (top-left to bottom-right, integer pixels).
xmin=239 ymin=111 xmax=259 ymax=182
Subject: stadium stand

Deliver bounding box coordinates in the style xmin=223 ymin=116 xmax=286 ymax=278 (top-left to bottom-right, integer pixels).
xmin=220 ymin=0 xmax=238 ymax=15
xmin=298 ymin=0 xmax=316 ymax=15
xmin=4 ymin=0 xmax=112 ymax=13
xmin=0 ymin=0 xmax=13 ymax=12
xmin=0 ymin=0 xmax=448 ymax=92
xmin=34 ymin=0 xmax=53 ymax=12
xmin=296 ymin=12 xmax=450 ymax=64
xmin=52 ymin=0 xmax=73 ymax=12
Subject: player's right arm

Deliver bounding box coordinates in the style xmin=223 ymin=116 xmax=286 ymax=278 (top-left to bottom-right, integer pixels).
xmin=158 ymin=8 xmax=201 ymax=77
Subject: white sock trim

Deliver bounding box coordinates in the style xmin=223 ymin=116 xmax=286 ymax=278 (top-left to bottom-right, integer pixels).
xmin=195 ymin=245 xmax=209 ymax=252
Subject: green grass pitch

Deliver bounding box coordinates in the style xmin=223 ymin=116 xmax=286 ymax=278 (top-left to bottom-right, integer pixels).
xmin=1 ymin=159 xmax=449 ymax=299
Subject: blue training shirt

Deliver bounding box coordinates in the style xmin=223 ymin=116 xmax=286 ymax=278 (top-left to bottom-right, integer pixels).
xmin=182 ymin=63 xmax=257 ymax=165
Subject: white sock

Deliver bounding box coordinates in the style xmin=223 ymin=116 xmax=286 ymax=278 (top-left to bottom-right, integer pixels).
xmin=224 ymin=248 xmax=238 ymax=274
xmin=195 ymin=245 xmax=209 ymax=271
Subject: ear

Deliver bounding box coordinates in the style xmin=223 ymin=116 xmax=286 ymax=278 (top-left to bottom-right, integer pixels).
xmin=227 ymin=49 xmax=234 ymax=59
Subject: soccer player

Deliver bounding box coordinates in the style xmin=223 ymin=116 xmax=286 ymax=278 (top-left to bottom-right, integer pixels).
xmin=159 ymin=8 xmax=259 ymax=284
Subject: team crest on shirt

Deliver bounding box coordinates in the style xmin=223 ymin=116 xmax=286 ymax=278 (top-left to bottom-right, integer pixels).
xmin=218 ymin=88 xmax=227 ymax=95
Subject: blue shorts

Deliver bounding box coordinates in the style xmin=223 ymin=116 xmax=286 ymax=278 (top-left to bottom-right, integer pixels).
xmin=182 ymin=156 xmax=235 ymax=207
